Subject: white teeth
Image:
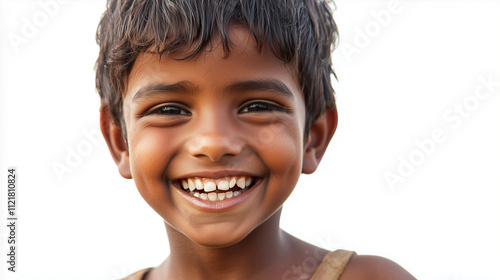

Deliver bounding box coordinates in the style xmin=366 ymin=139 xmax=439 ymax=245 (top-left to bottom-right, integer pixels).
xmin=217 ymin=180 xmax=230 ymax=191
xmin=195 ymin=178 xmax=204 ymax=190
xmin=204 ymin=181 xmax=216 ymax=192
xmin=217 ymin=193 xmax=226 ymax=200
xmin=236 ymin=177 xmax=246 ymax=189
xmin=188 ymin=178 xmax=196 ymax=191
xmin=184 ymin=176 xmax=255 ymax=201
xmin=190 ymin=190 xmax=236 ymax=201
xmin=181 ymin=180 xmax=189 ymax=190
xmin=208 ymin=192 xmax=217 ymax=201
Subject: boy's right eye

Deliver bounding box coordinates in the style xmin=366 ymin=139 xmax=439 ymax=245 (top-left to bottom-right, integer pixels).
xmin=144 ymin=104 xmax=191 ymax=116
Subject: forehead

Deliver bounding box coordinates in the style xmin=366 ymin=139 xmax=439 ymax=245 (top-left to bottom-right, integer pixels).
xmin=124 ymin=26 xmax=300 ymax=100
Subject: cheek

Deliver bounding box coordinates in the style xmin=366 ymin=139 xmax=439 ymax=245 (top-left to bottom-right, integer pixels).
xmin=267 ymin=118 xmax=303 ymax=162
xmin=260 ymin=120 xmax=304 ymax=195
xmin=128 ymin=128 xmax=176 ymax=197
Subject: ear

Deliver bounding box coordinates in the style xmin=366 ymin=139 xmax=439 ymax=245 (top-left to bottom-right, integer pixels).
xmin=100 ymin=106 xmax=132 ymax=179
xmin=302 ymin=107 xmax=338 ymax=174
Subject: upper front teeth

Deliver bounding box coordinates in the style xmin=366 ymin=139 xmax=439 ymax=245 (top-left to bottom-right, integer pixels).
xmin=236 ymin=177 xmax=246 ymax=189
xmin=187 ymin=179 xmax=194 ymax=191
xmin=195 ymin=179 xmax=203 ymax=190
xmin=204 ymin=181 xmax=216 ymax=192
xmin=217 ymin=180 xmax=229 ymax=191
xmin=180 ymin=176 xmax=254 ymax=196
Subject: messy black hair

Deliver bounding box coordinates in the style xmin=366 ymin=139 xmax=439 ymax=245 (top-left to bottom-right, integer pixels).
xmin=95 ymin=0 xmax=338 ymax=133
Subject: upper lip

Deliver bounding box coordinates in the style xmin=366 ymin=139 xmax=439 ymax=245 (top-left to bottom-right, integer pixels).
xmin=172 ymin=170 xmax=261 ymax=180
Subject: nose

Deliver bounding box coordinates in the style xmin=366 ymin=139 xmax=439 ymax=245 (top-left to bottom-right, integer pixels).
xmin=186 ymin=113 xmax=244 ymax=162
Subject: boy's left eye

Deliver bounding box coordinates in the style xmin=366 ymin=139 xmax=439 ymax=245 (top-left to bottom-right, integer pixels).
xmin=239 ymin=102 xmax=286 ymax=113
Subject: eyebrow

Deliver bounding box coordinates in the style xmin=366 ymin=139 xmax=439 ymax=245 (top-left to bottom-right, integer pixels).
xmin=226 ymin=79 xmax=294 ymax=98
xmin=132 ymin=79 xmax=294 ymax=103
xmin=132 ymin=81 xmax=197 ymax=103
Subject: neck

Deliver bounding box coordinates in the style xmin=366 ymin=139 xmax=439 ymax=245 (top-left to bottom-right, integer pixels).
xmin=155 ymin=209 xmax=309 ymax=280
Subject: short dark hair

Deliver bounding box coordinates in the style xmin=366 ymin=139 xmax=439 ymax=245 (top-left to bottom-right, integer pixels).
xmin=95 ymin=0 xmax=338 ymax=133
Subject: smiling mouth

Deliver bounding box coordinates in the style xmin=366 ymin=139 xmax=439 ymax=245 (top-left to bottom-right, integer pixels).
xmin=178 ymin=176 xmax=257 ymax=201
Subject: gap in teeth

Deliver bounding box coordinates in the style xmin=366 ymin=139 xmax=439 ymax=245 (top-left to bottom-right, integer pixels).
xmin=181 ymin=176 xmax=255 ymax=201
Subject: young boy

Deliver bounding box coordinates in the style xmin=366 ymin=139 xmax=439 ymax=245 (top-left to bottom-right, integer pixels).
xmin=95 ymin=0 xmax=416 ymax=279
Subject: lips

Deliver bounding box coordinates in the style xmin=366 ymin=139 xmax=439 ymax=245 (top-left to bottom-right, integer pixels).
xmin=178 ymin=176 xmax=256 ymax=201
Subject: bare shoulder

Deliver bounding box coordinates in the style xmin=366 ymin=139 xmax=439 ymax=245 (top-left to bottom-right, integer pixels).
xmin=341 ymin=254 xmax=417 ymax=280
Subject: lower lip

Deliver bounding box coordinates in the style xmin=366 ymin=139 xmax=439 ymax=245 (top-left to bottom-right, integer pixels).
xmin=174 ymin=180 xmax=261 ymax=212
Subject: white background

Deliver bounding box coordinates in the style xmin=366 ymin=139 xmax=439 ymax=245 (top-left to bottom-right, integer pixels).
xmin=0 ymin=0 xmax=499 ymax=279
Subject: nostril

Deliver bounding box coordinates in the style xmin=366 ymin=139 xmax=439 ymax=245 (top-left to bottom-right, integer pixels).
xmin=186 ymin=135 xmax=243 ymax=162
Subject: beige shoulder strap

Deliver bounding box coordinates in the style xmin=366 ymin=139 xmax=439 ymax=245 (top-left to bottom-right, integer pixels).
xmin=119 ymin=250 xmax=354 ymax=280
xmin=310 ymin=249 xmax=356 ymax=280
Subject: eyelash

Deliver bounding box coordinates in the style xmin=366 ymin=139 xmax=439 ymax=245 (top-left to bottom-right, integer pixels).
xmin=142 ymin=100 xmax=287 ymax=118
xmin=239 ymin=101 xmax=287 ymax=113
xmin=145 ymin=105 xmax=191 ymax=116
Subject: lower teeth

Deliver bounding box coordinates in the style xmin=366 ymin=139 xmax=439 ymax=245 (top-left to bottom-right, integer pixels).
xmin=189 ymin=187 xmax=247 ymax=201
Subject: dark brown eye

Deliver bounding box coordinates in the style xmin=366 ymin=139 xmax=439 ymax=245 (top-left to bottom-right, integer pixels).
xmin=240 ymin=102 xmax=284 ymax=113
xmin=150 ymin=105 xmax=191 ymax=116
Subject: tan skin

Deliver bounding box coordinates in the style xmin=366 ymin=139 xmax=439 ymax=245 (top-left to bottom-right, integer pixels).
xmin=101 ymin=25 xmax=416 ymax=280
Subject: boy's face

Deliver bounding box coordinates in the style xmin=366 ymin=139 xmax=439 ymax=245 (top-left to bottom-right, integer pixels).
xmin=104 ymin=26 xmax=332 ymax=247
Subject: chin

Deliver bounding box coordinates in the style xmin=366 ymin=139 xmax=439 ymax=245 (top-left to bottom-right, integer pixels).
xmin=186 ymin=223 xmax=255 ymax=248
